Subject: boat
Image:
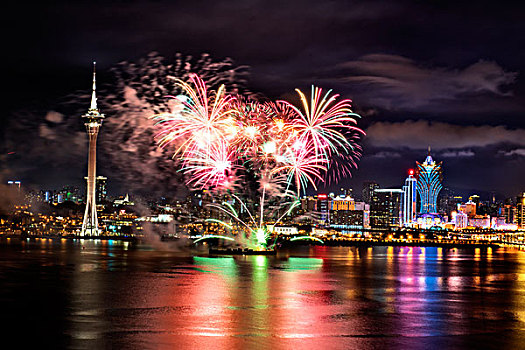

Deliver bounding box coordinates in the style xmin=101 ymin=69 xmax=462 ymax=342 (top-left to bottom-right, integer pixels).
xmin=209 ymin=247 xmax=277 ymax=255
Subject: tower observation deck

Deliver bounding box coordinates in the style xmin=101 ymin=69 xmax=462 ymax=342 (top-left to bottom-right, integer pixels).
xmin=81 ymin=62 xmax=105 ymax=236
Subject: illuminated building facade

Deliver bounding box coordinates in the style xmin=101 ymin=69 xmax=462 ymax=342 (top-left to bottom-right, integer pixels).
xmin=81 ymin=62 xmax=105 ymax=236
xmin=269 ymin=226 xmax=298 ymax=236
xmin=454 ymin=211 xmax=468 ymax=229
xmin=329 ymin=196 xmax=370 ymax=229
xmin=458 ymin=200 xmax=476 ymax=218
xmin=416 ymin=150 xmax=443 ymax=214
xmin=491 ymin=217 xmax=517 ymax=230
xmin=518 ymin=193 xmax=525 ymax=229
xmin=362 ymin=181 xmax=379 ymax=204
xmin=317 ymin=194 xmax=330 ymax=225
xmin=301 ymin=196 xmax=318 ymax=212
xmin=96 ymin=176 xmax=108 ymax=203
xmin=469 ymin=215 xmax=491 ymax=229
xmin=401 ymin=170 xmax=417 ymax=226
xmin=416 ymin=213 xmax=443 ymax=229
xmin=330 ymin=195 xmax=355 ymax=211
xmin=438 ymin=188 xmax=458 ymax=215
xmin=370 ymin=189 xmax=403 ymax=228
xmin=501 ymin=199 xmax=516 ymax=224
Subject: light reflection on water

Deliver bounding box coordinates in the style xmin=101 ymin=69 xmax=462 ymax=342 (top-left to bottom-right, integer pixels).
xmin=2 ymin=239 xmax=525 ymax=349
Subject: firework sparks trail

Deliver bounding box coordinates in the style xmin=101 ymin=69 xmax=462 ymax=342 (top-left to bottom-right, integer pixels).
xmin=153 ymin=74 xmax=237 ymax=157
xmin=182 ymin=139 xmax=236 ymax=189
xmin=271 ymin=143 xmax=328 ymax=196
xmin=280 ymin=86 xmax=365 ymax=159
xmin=206 ymin=191 xmax=300 ymax=250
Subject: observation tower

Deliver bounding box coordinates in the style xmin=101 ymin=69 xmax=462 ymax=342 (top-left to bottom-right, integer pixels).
xmin=415 ymin=148 xmax=443 ymax=214
xmin=81 ymin=62 xmax=105 ymax=236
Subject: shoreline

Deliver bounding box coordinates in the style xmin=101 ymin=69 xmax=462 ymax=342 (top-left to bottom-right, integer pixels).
xmin=0 ymin=234 xmax=512 ymax=249
xmin=0 ymin=234 xmax=137 ymax=242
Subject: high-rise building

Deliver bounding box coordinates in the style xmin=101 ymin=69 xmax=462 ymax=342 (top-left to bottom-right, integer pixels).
xmin=81 ymin=62 xmax=105 ymax=236
xmin=501 ymin=203 xmax=516 ymax=224
xmin=362 ymin=181 xmax=379 ymax=204
xmin=370 ymin=189 xmax=403 ymax=228
xmin=317 ymin=194 xmax=330 ymax=225
xmin=96 ymin=176 xmax=108 ymax=203
xmin=401 ymin=169 xmax=417 ymax=226
xmin=438 ymin=187 xmax=457 ymax=215
xmin=518 ymin=193 xmax=525 ymax=229
xmin=301 ymin=196 xmax=318 ymax=212
xmin=416 ymin=149 xmax=443 ymax=214
xmin=449 ymin=196 xmax=463 ymax=215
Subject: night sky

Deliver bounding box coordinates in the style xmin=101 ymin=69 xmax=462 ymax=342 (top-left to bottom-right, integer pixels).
xmin=3 ymin=0 xmax=524 ymax=199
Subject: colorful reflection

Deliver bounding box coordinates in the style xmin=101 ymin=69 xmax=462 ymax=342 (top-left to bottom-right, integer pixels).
xmin=2 ymin=240 xmax=524 ymax=349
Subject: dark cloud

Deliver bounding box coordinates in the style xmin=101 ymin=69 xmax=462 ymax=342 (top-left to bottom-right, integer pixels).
xmin=440 ymin=150 xmax=476 ymax=158
xmin=368 ymin=151 xmax=402 ymax=159
xmin=366 ymin=120 xmax=525 ymax=150
xmin=327 ymin=54 xmax=517 ymax=111
xmin=499 ymin=148 xmax=525 ymax=157
xmin=3 ymin=108 xmax=87 ymax=189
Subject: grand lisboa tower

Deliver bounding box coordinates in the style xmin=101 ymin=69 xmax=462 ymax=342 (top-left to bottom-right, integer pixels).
xmin=415 ymin=148 xmax=443 ymax=214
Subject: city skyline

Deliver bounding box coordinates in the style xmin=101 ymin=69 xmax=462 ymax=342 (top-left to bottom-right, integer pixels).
xmin=2 ymin=2 xmax=525 ymax=348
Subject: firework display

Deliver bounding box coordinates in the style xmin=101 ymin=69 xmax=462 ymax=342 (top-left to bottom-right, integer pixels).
xmin=152 ymin=74 xmax=364 ymax=249
xmin=153 ymin=76 xmax=363 ymax=194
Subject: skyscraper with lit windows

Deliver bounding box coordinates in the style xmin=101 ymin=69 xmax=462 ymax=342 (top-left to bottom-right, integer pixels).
xmin=96 ymin=176 xmax=108 ymax=203
xmin=518 ymin=193 xmax=525 ymax=229
xmin=416 ymin=149 xmax=443 ymax=214
xmin=370 ymin=189 xmax=403 ymax=228
xmin=401 ymin=169 xmax=417 ymax=225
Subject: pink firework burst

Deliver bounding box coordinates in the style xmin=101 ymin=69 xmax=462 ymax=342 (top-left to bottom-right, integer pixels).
xmin=182 ymin=139 xmax=236 ymax=189
xmin=153 ymin=74 xmax=237 ymax=158
xmin=281 ymin=86 xmax=364 ymax=159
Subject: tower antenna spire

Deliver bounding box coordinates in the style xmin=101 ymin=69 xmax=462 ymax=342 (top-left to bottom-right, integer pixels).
xmin=428 ymin=145 xmax=431 ymax=156
xmin=90 ymin=61 xmax=97 ymax=111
